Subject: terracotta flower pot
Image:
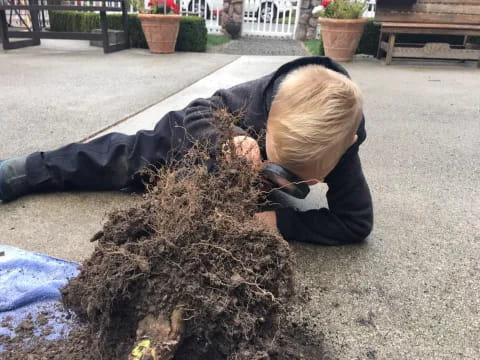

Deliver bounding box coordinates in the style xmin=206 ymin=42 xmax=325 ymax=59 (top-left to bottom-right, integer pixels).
xmin=318 ymin=17 xmax=368 ymax=62
xmin=138 ymin=14 xmax=181 ymax=54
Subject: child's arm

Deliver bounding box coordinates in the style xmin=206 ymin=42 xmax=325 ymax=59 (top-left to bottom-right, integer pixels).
xmin=180 ymin=75 xmax=270 ymax=145
xmin=274 ymin=148 xmax=373 ymax=245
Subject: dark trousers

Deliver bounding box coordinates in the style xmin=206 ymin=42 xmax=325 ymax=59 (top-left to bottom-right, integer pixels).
xmin=25 ymin=111 xmax=187 ymax=194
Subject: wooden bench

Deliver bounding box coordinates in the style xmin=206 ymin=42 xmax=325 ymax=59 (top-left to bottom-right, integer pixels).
xmin=375 ymin=0 xmax=480 ymax=66
xmin=0 ymin=0 xmax=130 ymax=53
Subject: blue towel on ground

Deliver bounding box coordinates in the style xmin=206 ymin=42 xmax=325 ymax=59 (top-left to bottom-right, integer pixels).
xmin=0 ymin=245 xmax=80 ymax=351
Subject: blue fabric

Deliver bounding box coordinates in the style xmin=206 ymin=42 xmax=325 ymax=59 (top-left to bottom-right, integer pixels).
xmin=0 ymin=245 xmax=80 ymax=351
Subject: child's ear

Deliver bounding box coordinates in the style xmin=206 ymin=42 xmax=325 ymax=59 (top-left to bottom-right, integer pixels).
xmin=352 ymin=134 xmax=358 ymax=145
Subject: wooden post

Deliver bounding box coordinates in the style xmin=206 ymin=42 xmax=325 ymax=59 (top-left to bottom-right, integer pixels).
xmin=376 ymin=30 xmax=384 ymax=59
xmin=386 ymin=33 xmax=396 ymax=65
xmin=0 ymin=10 xmax=10 ymax=49
xmin=100 ymin=10 xmax=109 ymax=53
xmin=121 ymin=0 xmax=130 ymax=49
xmin=28 ymin=0 xmax=41 ymax=46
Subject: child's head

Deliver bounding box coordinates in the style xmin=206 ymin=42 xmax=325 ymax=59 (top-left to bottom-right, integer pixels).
xmin=266 ymin=65 xmax=363 ymax=182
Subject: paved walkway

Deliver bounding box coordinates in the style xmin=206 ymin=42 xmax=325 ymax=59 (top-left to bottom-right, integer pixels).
xmin=209 ymin=37 xmax=308 ymax=56
xmin=1 ymin=40 xmax=480 ymax=359
xmin=0 ymin=40 xmax=239 ymax=158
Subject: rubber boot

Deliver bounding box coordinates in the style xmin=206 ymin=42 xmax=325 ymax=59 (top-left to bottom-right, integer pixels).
xmin=0 ymin=156 xmax=30 ymax=202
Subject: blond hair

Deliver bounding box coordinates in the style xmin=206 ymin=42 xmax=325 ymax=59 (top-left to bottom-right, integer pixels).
xmin=267 ymin=65 xmax=363 ymax=179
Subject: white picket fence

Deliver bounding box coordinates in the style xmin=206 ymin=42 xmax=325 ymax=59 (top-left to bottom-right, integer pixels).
xmin=364 ymin=0 xmax=376 ymax=18
xmin=6 ymin=0 xmax=374 ymax=37
xmin=5 ymin=0 xmax=222 ymax=35
xmin=179 ymin=0 xmax=222 ymax=34
xmin=242 ymin=0 xmax=300 ymax=38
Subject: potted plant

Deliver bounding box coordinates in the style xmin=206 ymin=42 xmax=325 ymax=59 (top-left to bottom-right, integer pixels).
xmin=225 ymin=21 xmax=241 ymax=39
xmin=130 ymin=0 xmax=181 ymax=54
xmin=315 ymin=0 xmax=368 ymax=62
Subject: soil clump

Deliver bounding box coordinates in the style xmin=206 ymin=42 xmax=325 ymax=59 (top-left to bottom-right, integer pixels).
xmin=1 ymin=113 xmax=326 ymax=359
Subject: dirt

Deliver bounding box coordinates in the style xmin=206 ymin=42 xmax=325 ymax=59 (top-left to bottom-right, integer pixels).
xmin=15 ymin=319 xmax=34 ymax=334
xmin=1 ymin=112 xmax=328 ymax=359
xmin=2 ymin=315 xmax=325 ymax=360
xmin=0 ymin=316 xmax=13 ymax=330
xmin=1 ymin=325 xmax=98 ymax=360
xmin=36 ymin=313 xmax=49 ymax=327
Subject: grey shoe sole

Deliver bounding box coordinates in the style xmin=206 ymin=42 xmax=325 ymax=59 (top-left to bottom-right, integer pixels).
xmin=0 ymin=156 xmax=29 ymax=202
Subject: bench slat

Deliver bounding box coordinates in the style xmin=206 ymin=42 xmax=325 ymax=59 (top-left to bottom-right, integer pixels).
xmin=375 ymin=10 xmax=480 ymax=25
xmin=380 ymin=27 xmax=480 ymax=37
xmin=1 ymin=0 xmax=124 ymax=3
xmin=7 ymin=30 xmax=112 ymax=40
xmin=380 ymin=40 xmax=480 ymax=60
xmin=420 ymin=0 xmax=480 ymax=4
xmin=0 ymin=5 xmax=122 ymax=11
xmin=380 ymin=22 xmax=480 ymax=31
xmin=415 ymin=3 xmax=480 ymax=16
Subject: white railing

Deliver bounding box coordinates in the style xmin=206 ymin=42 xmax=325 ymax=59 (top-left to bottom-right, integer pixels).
xmin=242 ymin=0 xmax=300 ymax=38
xmin=363 ymin=0 xmax=375 ymax=18
xmin=6 ymin=0 xmax=222 ymax=35
xmin=179 ymin=0 xmax=222 ymax=34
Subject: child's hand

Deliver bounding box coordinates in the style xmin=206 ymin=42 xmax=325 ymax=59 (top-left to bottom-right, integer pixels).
xmin=232 ymin=136 xmax=262 ymax=170
xmin=255 ymin=211 xmax=278 ymax=233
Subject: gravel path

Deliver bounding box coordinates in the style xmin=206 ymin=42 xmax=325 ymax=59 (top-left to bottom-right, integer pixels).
xmin=209 ymin=37 xmax=309 ymax=56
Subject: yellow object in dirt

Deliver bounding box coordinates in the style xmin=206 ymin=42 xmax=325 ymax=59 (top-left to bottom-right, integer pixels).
xmin=128 ymin=338 xmax=157 ymax=360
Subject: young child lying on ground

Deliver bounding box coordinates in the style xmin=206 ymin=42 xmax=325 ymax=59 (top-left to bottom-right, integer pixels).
xmin=0 ymin=56 xmax=373 ymax=245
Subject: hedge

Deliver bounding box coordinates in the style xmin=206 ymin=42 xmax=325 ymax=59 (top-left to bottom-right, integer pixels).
xmin=317 ymin=19 xmax=480 ymax=56
xmin=49 ymin=11 xmax=207 ymax=52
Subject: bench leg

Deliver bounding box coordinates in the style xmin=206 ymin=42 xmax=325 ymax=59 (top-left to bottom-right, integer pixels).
xmin=376 ymin=30 xmax=384 ymax=59
xmin=0 ymin=10 xmax=10 ymax=49
xmin=28 ymin=0 xmax=41 ymax=45
xmin=1 ymin=9 xmax=40 ymax=50
xmin=101 ymin=3 xmax=129 ymax=53
xmin=386 ymin=33 xmax=396 ymax=65
xmin=121 ymin=0 xmax=130 ymax=49
xmin=100 ymin=10 xmax=109 ymax=54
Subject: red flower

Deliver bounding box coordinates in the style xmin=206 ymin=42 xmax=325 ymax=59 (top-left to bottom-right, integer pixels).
xmin=157 ymin=0 xmax=180 ymax=14
xmin=322 ymin=0 xmax=330 ymax=7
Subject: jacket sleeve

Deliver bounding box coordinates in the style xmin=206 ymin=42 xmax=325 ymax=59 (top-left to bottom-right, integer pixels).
xmin=275 ymin=147 xmax=373 ymax=245
xmin=159 ymin=77 xmax=267 ymax=161
xmin=181 ymin=76 xmax=270 ymax=144
xmin=25 ymin=78 xmax=269 ymax=193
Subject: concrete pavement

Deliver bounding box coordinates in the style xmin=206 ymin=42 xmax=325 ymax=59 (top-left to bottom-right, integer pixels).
xmin=1 ymin=41 xmax=480 ymax=359
xmin=0 ymin=39 xmax=238 ymax=158
xmin=208 ymin=37 xmax=308 ymax=56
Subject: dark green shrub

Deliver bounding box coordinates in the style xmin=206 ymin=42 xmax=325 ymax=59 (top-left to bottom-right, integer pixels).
xmin=124 ymin=15 xmax=148 ymax=48
xmin=357 ymin=19 xmax=380 ymax=55
xmin=176 ymin=17 xmax=207 ymax=52
xmin=50 ymin=11 xmax=101 ymax=32
xmin=319 ymin=36 xmax=324 ymax=55
xmin=48 ymin=11 xmax=206 ymax=52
